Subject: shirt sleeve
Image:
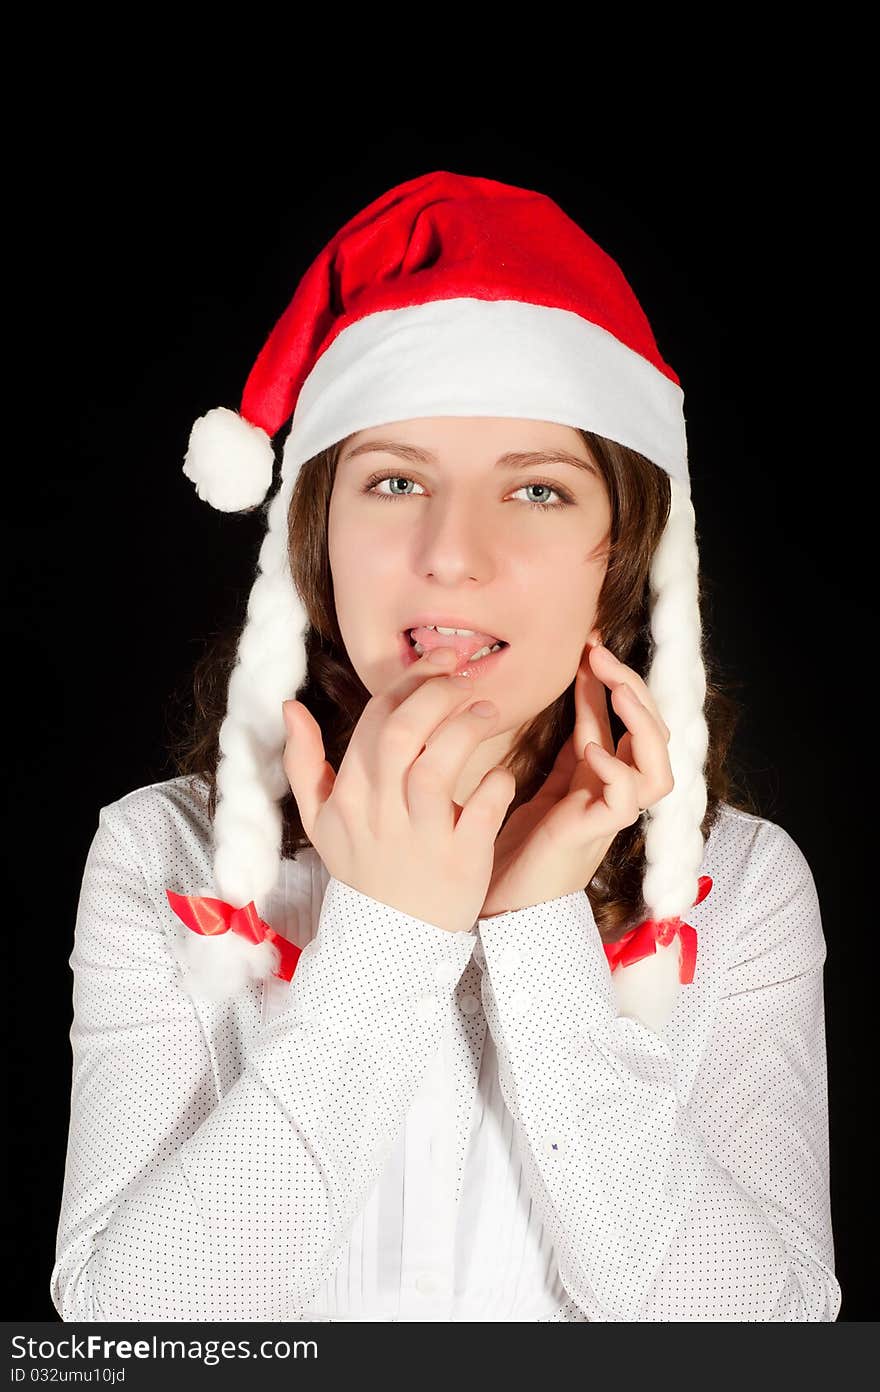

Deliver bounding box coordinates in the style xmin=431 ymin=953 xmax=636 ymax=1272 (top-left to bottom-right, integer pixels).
xmin=50 ymin=811 xmax=476 ymax=1322
xmin=476 ymin=823 xmax=842 ymax=1321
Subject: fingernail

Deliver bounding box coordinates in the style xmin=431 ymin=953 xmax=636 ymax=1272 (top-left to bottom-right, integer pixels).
xmin=469 ymin=700 xmax=496 ymax=718
xmin=428 ymin=647 xmax=456 ymax=665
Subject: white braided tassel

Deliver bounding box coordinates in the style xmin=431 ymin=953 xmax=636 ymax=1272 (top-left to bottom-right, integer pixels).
xmin=611 ymin=476 xmax=709 ymax=1034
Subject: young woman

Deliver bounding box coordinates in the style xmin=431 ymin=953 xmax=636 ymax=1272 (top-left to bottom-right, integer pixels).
xmin=50 ymin=171 xmax=842 ymax=1322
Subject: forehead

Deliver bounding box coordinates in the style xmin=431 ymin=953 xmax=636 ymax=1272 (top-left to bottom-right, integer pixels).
xmin=339 ymin=417 xmax=595 ymax=468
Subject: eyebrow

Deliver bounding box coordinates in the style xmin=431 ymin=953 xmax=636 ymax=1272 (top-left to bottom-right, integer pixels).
xmin=340 ymin=438 xmax=599 ymax=477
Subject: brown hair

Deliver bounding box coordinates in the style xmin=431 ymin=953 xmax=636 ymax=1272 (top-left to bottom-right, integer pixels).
xmin=164 ymin=430 xmax=762 ymax=946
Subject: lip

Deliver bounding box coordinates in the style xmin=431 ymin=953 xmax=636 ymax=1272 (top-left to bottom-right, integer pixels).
xmin=398 ymin=629 xmax=510 ymax=678
xmin=402 ymin=615 xmax=508 ymax=643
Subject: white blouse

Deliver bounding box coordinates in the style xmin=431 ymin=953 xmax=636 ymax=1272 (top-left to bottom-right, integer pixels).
xmin=50 ymin=775 xmax=842 ymax=1321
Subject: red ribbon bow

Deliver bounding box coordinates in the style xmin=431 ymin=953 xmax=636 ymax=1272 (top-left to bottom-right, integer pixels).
xmin=602 ymin=875 xmax=712 ymax=986
xmin=166 ymin=890 xmax=303 ymax=983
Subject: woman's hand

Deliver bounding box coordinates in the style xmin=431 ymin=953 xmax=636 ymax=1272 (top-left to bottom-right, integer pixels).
xmin=282 ymin=648 xmax=517 ymax=935
xmin=478 ymin=642 xmax=674 ymax=918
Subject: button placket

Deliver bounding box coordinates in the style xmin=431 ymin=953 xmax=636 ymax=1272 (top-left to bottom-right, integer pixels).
xmin=482 ymin=935 xmax=532 ymax=1019
xmin=397 ymin=1023 xmax=458 ymax=1319
xmin=434 ymin=959 xmax=459 ymax=986
xmin=495 ymin=943 xmax=522 ymax=976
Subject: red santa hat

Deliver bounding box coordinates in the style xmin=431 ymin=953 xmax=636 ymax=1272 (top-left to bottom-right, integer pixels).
xmin=168 ymin=170 xmax=710 ymax=1033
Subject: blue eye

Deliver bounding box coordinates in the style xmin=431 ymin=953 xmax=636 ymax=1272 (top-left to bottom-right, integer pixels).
xmin=363 ymin=474 xmax=573 ymax=511
xmin=520 ymin=483 xmax=564 ymax=510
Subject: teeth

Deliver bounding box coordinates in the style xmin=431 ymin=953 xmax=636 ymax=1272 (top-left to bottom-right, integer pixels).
xmin=411 ymin=623 xmax=506 ymax=647
xmin=411 ymin=639 xmax=503 ymax=660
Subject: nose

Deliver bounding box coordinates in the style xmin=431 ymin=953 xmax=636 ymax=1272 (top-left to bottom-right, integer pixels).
xmin=412 ymin=495 xmax=497 ymax=581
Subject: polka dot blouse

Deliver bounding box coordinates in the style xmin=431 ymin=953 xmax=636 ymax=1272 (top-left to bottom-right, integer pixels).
xmin=49 ymin=775 xmax=842 ymax=1321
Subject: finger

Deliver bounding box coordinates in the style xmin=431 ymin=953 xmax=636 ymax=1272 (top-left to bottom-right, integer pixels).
xmin=615 ymin=729 xmax=634 ymax=769
xmin=531 ymin=730 xmax=579 ymax=807
xmin=343 ymin=645 xmax=471 ymax=793
xmin=537 ymin=739 xmax=638 ymax=849
xmin=612 ymin=730 xmax=660 ymax=813
xmin=609 ymin=683 xmax=675 ymax=809
xmin=588 ymin=644 xmax=671 ymax=742
xmin=407 ymin=699 xmax=502 ymax=835
xmin=581 ymin=741 xmax=642 ymax=831
xmin=612 ymin=730 xmax=649 ymax=808
xmin=515 ymin=638 xmax=609 ymax=809
xmin=374 ymin=662 xmax=487 ymax=820
xmin=454 ymin=762 xmax=518 ymax=851
xmin=574 ymin=646 xmax=614 ymax=759
xmin=386 ymin=643 xmax=461 ymax=702
xmin=374 ymin=645 xmax=470 ymax=722
xmin=502 ymin=643 xmax=609 ymax=813
xmin=365 ymin=645 xmax=461 ymax=736
xmin=281 ymin=700 xmax=337 ymax=840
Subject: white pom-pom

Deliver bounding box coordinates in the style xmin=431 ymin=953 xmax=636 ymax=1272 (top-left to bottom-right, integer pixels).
xmin=183 ymin=406 xmax=275 ymax=512
xmin=610 ymin=938 xmax=683 ymax=1034
xmin=169 ymin=922 xmax=280 ymax=1003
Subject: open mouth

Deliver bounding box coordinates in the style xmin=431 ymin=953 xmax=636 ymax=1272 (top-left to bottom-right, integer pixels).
xmin=400 ymin=628 xmax=510 ymax=675
xmin=406 ymin=629 xmax=509 ymax=658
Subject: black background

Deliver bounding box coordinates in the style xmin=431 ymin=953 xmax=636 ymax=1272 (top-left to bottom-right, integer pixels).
xmin=5 ymin=72 xmax=872 ymax=1322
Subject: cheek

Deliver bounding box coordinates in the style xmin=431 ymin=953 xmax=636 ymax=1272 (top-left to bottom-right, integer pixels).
xmin=524 ymin=550 xmax=595 ymax=616
xmin=512 ymin=562 xmax=601 ymax=670
xmin=329 ymin=511 xmax=383 ymax=591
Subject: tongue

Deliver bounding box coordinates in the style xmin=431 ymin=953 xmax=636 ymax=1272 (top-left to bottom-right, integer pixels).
xmin=411 ymin=627 xmax=501 ymax=658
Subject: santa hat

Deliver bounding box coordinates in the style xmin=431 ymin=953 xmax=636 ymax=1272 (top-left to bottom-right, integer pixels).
xmin=167 ymin=170 xmax=710 ymax=1034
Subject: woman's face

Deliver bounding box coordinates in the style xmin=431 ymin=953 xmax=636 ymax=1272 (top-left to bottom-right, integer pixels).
xmin=327 ymin=417 xmax=611 ymax=802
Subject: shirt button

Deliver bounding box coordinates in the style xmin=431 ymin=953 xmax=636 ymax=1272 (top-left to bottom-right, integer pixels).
xmin=543 ymin=1133 xmax=565 ymax=1157
xmin=509 ymin=988 xmax=531 ymax=1017
xmin=459 ymin=993 xmax=480 ymax=1015
xmin=496 ymin=945 xmax=522 ymax=976
xmin=416 ymin=995 xmax=439 ymax=1020
xmin=434 ymin=960 xmax=459 ymax=986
